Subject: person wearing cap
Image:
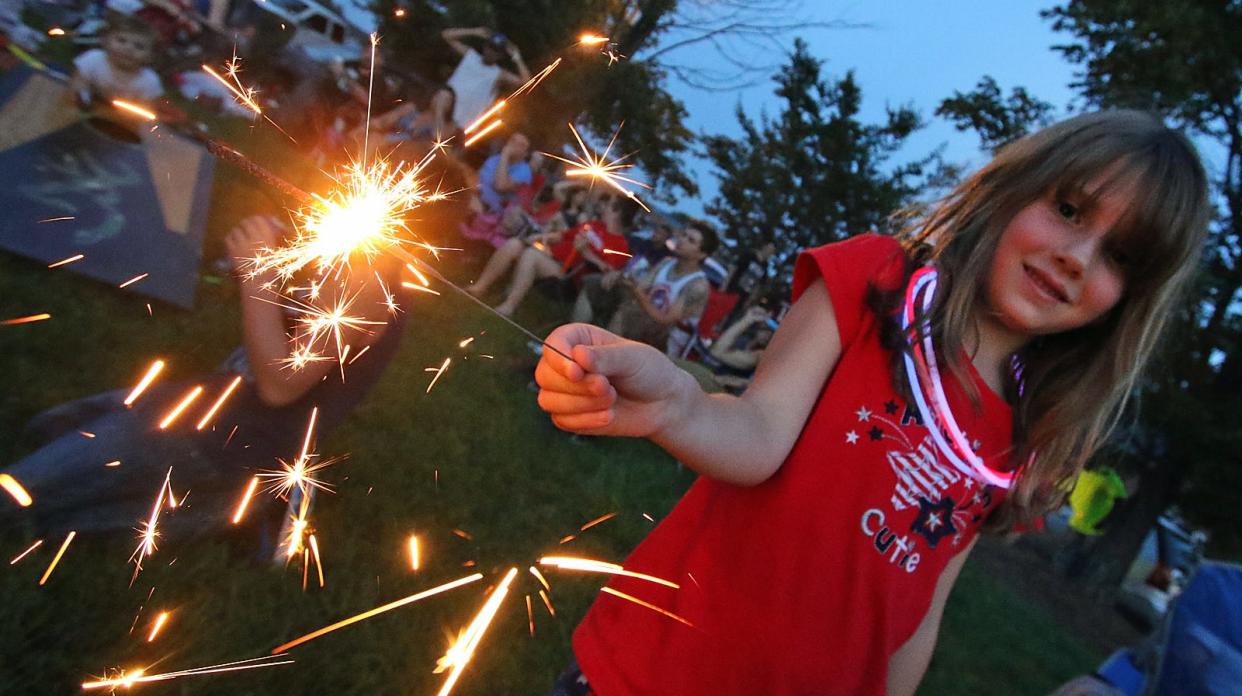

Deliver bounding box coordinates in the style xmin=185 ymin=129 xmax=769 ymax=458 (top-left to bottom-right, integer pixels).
xmin=432 ymin=27 xmax=531 ymax=137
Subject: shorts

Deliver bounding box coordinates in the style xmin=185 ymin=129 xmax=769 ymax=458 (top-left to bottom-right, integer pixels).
xmin=547 ymin=658 xmax=595 ymax=696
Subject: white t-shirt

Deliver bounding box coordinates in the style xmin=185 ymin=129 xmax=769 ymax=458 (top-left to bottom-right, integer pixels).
xmin=446 ymin=48 xmax=502 ymax=128
xmin=73 ymin=48 xmax=163 ymax=102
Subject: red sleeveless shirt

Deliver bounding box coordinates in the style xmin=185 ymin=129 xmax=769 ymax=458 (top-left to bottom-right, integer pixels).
xmin=572 ymin=234 xmax=1014 ymax=695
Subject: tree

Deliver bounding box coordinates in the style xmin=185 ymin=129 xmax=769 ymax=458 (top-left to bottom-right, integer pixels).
xmin=1039 ymin=0 xmax=1242 ymax=580
xmin=936 ymin=76 xmax=1054 ymax=153
xmin=702 ymin=39 xmax=940 ymax=291
xmin=368 ymin=1 xmax=855 ymax=201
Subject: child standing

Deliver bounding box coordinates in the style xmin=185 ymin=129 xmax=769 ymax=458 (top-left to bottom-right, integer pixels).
xmin=68 ymin=15 xmax=163 ymax=106
xmin=535 ymin=110 xmax=1209 ymax=695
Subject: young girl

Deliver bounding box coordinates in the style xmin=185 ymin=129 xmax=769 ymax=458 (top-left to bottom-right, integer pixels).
xmin=534 ymin=110 xmax=1210 ymax=695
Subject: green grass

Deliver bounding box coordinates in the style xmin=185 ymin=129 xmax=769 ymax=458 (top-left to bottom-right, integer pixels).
xmin=0 ymin=110 xmax=1103 ymax=694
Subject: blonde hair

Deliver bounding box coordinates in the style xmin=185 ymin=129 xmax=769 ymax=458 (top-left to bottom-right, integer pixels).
xmin=886 ymin=110 xmax=1210 ymax=532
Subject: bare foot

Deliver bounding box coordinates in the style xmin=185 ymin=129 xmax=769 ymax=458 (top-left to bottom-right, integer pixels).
xmin=466 ymin=283 xmax=486 ymax=298
xmin=494 ymin=302 xmax=515 ymax=317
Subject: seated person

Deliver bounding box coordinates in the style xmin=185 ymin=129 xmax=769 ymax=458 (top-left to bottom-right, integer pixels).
xmin=607 ymin=219 xmax=720 ymax=354
xmin=0 ymin=216 xmax=409 ymax=538
xmin=702 ymin=306 xmax=776 ymax=392
xmin=68 ymin=15 xmax=164 ymax=107
xmin=571 ymin=221 xmax=673 ymax=326
xmin=467 ymin=195 xmax=638 ymax=316
xmin=432 ymin=28 xmax=531 ymax=136
xmin=467 ymin=132 xmax=533 ymax=216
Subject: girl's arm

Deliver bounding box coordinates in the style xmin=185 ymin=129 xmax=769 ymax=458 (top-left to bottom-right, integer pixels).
xmin=885 ymin=539 xmax=976 ymax=695
xmin=535 ymin=277 xmax=841 ymax=485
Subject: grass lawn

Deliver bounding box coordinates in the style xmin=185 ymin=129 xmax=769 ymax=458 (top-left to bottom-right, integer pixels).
xmin=0 ymin=106 xmax=1103 ymax=694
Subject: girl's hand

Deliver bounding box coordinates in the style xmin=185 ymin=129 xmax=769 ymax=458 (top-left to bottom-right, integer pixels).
xmin=535 ymin=323 xmax=694 ymax=438
xmin=225 ymin=216 xmax=284 ymax=285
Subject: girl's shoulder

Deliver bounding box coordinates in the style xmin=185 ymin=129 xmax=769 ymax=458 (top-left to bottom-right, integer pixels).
xmin=792 ymin=233 xmax=907 ymax=348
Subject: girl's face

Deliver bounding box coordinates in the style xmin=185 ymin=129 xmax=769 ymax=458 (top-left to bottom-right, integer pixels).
xmin=983 ymin=174 xmax=1134 ymax=341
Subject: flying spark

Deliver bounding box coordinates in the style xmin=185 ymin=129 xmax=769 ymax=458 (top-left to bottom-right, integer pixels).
xmin=579 ymin=512 xmax=617 ymax=531
xmin=157 ymin=385 xmax=203 ymax=429
xmin=270 ymin=574 xmax=483 ymax=653
xmin=9 ymin=539 xmax=43 ymax=564
xmin=232 ymin=476 xmax=261 ymax=524
xmin=111 ymin=99 xmax=157 ymax=121
xmin=462 ymin=119 xmax=503 ymax=148
xmin=1 ymin=313 xmax=51 ymax=326
xmin=146 ymin=611 xmax=170 ymax=642
xmin=196 ymin=376 xmax=243 ymax=430
xmin=463 ymin=100 xmax=506 ymax=135
xmin=425 ymin=357 xmax=451 ymax=393
xmin=118 ymin=273 xmax=149 ymax=288
xmin=47 ymin=254 xmax=84 ymax=268
xmin=408 ymin=534 xmax=420 ymax=571
xmin=539 ymin=556 xmax=679 ymax=588
xmin=124 ymin=360 xmax=165 ymax=406
xmin=38 ymin=531 xmax=75 ymax=585
xmin=0 ymin=473 xmax=33 ymax=506
xmin=129 ymin=469 xmax=171 ymax=579
xmin=544 ymin=123 xmax=651 ymax=211
xmin=81 ymin=654 xmax=294 ymax=690
xmin=600 ymin=587 xmax=693 ymax=627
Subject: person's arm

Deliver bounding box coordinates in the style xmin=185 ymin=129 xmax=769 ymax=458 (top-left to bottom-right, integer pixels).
xmin=710 ymin=307 xmax=769 ymax=368
xmin=534 ymin=277 xmax=841 ymax=485
xmin=624 ymin=275 xmax=708 ymax=327
xmin=225 ymin=217 xmax=391 ymax=407
xmin=496 ymin=40 xmax=532 ymax=88
xmin=441 ymin=27 xmax=489 ymax=56
xmin=367 ymin=102 xmax=417 ymax=132
xmin=886 ymin=539 xmax=976 ymax=695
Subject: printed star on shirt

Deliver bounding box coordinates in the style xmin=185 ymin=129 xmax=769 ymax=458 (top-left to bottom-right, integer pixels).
xmin=845 ymin=430 xmax=860 ymax=444
xmin=855 ymin=406 xmax=872 ymax=422
xmin=884 ymin=400 xmax=899 ymax=415
xmin=869 ymin=426 xmax=884 ymax=441
xmin=911 ymin=496 xmax=958 ymax=549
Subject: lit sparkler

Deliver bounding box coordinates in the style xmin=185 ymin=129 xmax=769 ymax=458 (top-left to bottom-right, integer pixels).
xmin=544 ymin=123 xmax=651 ymax=211
xmin=270 ymin=574 xmax=483 ymax=653
xmin=1 ymin=313 xmax=51 ymax=326
xmin=38 ymin=531 xmax=75 ymax=586
xmin=434 ymin=567 xmax=518 ymax=696
xmin=539 ymin=556 xmax=679 ymax=588
xmin=0 ymin=473 xmax=33 ymax=506
xmin=129 ymin=469 xmax=171 ymax=579
xmin=81 ymin=654 xmax=294 ymax=690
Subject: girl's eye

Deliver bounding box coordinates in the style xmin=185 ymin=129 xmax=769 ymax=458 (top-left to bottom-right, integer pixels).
xmin=1107 ymin=244 xmax=1132 ymax=267
xmin=1056 ymin=200 xmax=1081 ymax=222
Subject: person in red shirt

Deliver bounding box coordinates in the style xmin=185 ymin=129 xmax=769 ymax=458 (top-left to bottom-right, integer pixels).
xmin=467 ymin=195 xmax=637 ymax=316
xmin=535 ymin=111 xmax=1210 ymax=695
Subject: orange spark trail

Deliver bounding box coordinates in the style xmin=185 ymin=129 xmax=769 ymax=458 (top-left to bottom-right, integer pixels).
xmin=528 ymin=566 xmax=551 ymax=593
xmin=201 ymin=64 xmax=261 ymax=115
xmin=157 ymin=386 xmax=203 ymax=430
xmin=601 ymin=587 xmax=693 ymax=627
xmin=146 ymin=612 xmax=170 ymax=642
xmin=124 ymin=360 xmax=165 ymax=406
xmin=579 ymin=34 xmax=609 ymax=46
xmin=538 ymin=589 xmax=556 ymax=618
xmin=408 ymin=534 xmax=420 ymax=571
xmin=47 ymin=254 xmax=84 ymax=268
xmin=232 ymin=477 xmax=260 ymax=524
xmin=1 ymin=313 xmax=51 ymax=326
xmin=299 ymin=407 xmax=319 ymax=462
xmin=425 ymin=358 xmax=451 ymax=393
xmin=507 ymin=58 xmax=561 ymax=99
xmin=526 ymin=595 xmax=535 ymax=636
xmin=81 ymin=654 xmax=294 ymax=690
xmin=111 ymin=99 xmax=157 ymax=121
xmin=129 ymin=469 xmax=171 ymax=578
xmin=464 ymin=100 xmax=506 ymax=135
xmin=435 ymin=568 xmax=518 ymax=696
xmin=118 ymin=273 xmax=149 ymax=288
xmin=309 ymin=534 xmax=324 ymax=588
xmin=196 ymin=376 xmax=243 ymax=430
xmin=463 ymin=119 xmax=503 ymax=148
xmin=579 ymin=512 xmax=618 ymax=531
xmin=402 ymin=282 xmax=441 ymax=296
xmin=0 ymin=474 xmax=33 ymax=506
xmin=270 ymin=574 xmax=484 ymax=653
xmin=9 ymin=539 xmax=42 ymax=564
xmin=38 ymin=531 xmax=75 ymax=585
xmin=539 ymin=556 xmax=680 ymax=588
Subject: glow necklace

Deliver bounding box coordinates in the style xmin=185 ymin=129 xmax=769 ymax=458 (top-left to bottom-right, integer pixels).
xmin=901 ymin=267 xmax=1016 ymax=489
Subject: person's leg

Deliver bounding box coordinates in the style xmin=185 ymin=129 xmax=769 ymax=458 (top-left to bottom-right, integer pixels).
xmin=495 ymin=249 xmax=561 ymax=316
xmin=468 ymin=238 xmax=525 ymax=297
xmin=570 ymin=275 xmax=602 ymax=324
xmin=429 ymin=88 xmax=454 ymax=137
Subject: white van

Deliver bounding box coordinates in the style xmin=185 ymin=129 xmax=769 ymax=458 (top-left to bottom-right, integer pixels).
xmin=250 ymin=0 xmax=365 ymax=63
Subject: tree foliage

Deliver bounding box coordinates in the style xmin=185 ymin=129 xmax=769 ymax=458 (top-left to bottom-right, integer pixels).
xmin=1040 ymin=0 xmax=1242 ymax=564
xmin=936 ymin=76 xmax=1055 ymax=153
xmin=702 ymin=39 xmax=938 ymax=291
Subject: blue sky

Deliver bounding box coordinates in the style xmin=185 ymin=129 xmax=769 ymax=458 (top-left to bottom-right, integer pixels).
xmin=659 ymin=1 xmax=1078 ymax=218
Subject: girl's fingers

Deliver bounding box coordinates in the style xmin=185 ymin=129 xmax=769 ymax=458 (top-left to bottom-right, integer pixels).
xmin=537 ymin=388 xmax=615 ymax=416
xmin=535 ymin=359 xmax=610 ymax=397
xmin=550 ymin=410 xmax=614 ymax=434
